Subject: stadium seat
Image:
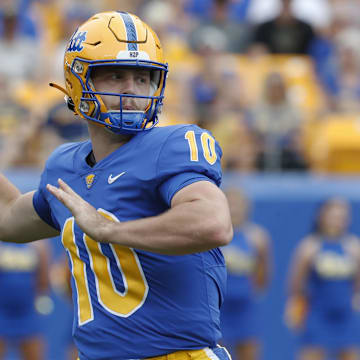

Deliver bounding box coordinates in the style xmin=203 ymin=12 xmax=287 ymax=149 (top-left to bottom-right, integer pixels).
xmin=305 ymin=114 xmax=360 ymax=174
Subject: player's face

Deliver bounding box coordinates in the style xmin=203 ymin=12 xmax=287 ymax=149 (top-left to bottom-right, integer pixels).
xmin=91 ymin=66 xmax=151 ymax=112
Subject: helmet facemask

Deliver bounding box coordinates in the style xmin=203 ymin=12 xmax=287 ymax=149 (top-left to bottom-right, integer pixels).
xmin=73 ymin=60 xmax=167 ymax=135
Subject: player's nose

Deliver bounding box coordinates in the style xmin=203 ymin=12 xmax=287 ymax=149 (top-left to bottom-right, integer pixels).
xmin=120 ymin=74 xmax=136 ymax=95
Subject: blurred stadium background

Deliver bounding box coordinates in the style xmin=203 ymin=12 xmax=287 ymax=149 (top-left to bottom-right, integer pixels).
xmin=2 ymin=0 xmax=360 ymax=359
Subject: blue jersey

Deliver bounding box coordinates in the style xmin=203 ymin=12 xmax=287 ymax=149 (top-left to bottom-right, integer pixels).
xmin=0 ymin=243 xmax=41 ymax=337
xmin=33 ymin=125 xmax=226 ymax=360
xmin=220 ymin=225 xmax=260 ymax=345
xmin=221 ymin=225 xmax=257 ymax=303
xmin=308 ymin=237 xmax=357 ymax=315
xmin=301 ymin=236 xmax=360 ymax=349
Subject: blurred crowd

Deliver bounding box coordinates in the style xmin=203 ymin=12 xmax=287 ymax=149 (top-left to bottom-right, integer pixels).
xmin=2 ymin=0 xmax=360 ymax=173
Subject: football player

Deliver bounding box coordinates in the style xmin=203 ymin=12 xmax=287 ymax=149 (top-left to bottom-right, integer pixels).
xmin=0 ymin=11 xmax=233 ymax=360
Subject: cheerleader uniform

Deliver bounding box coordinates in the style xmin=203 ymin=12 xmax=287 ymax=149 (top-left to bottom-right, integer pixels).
xmin=301 ymin=236 xmax=360 ymax=351
xmin=220 ymin=225 xmax=260 ymax=345
xmin=0 ymin=243 xmax=41 ymax=338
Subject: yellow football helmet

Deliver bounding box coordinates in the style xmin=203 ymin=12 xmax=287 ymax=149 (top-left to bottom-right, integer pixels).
xmin=51 ymin=11 xmax=168 ymax=134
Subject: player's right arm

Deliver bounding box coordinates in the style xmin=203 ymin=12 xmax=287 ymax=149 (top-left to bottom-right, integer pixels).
xmin=0 ymin=175 xmax=59 ymax=243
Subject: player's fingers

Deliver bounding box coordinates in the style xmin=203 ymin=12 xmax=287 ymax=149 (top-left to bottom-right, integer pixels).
xmin=58 ymin=178 xmax=80 ymax=198
xmin=46 ymin=184 xmax=66 ymax=203
xmin=47 ymin=184 xmax=79 ymax=214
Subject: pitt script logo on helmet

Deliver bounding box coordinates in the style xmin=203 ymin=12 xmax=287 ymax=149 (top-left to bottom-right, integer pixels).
xmin=50 ymin=11 xmax=168 ymax=135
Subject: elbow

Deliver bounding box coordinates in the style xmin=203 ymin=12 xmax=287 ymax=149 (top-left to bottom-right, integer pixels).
xmin=216 ymin=222 xmax=233 ymax=247
xmin=205 ymin=217 xmax=233 ymax=248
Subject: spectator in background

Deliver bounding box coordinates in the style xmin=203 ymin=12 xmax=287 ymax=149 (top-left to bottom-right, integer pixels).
xmin=0 ymin=75 xmax=28 ymax=145
xmin=220 ymin=188 xmax=272 ymax=360
xmin=45 ymin=102 xmax=88 ymax=142
xmin=0 ymin=0 xmax=38 ymax=39
xmin=188 ymin=32 xmax=259 ymax=172
xmin=188 ymin=26 xmax=229 ymax=129
xmin=250 ymin=0 xmax=315 ymax=55
xmin=246 ymin=0 xmax=331 ymax=29
xmin=312 ymin=29 xmax=360 ymax=113
xmin=190 ymin=50 xmax=222 ymax=130
xmin=188 ymin=0 xmax=253 ymax=53
xmin=0 ymin=6 xmax=39 ymax=83
xmin=41 ymin=102 xmax=88 ymax=158
xmin=184 ymin=0 xmax=214 ymax=20
xmin=189 ymin=24 xmax=251 ymax=127
xmin=251 ymin=72 xmax=308 ymax=171
xmin=208 ymin=82 xmax=259 ymax=172
xmin=51 ymin=5 xmax=95 ymax=82
xmin=0 ymin=242 xmax=50 ymax=360
xmin=0 ymin=75 xmax=40 ymax=170
xmin=140 ymin=0 xmax=191 ymax=39
xmin=185 ymin=0 xmax=252 ymax=23
xmin=211 ymin=115 xmax=260 ymax=172
xmin=285 ymin=198 xmax=360 ymax=360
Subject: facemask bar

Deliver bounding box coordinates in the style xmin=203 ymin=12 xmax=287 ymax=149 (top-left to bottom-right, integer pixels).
xmin=70 ymin=58 xmax=168 ymax=134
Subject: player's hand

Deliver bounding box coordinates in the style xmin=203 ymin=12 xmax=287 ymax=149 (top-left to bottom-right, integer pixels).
xmin=47 ymin=179 xmax=108 ymax=241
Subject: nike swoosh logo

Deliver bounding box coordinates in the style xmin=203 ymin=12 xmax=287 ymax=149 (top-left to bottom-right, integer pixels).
xmin=108 ymin=172 xmax=126 ymax=184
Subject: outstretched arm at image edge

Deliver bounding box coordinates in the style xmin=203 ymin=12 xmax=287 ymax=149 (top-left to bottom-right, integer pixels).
xmin=0 ymin=175 xmax=59 ymax=243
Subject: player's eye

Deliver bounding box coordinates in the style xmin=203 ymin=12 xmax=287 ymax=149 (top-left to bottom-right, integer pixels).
xmin=110 ymin=72 xmax=123 ymax=80
xmin=136 ymin=73 xmax=150 ymax=84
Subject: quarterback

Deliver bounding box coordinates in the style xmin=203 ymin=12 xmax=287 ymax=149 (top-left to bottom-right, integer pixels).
xmin=0 ymin=11 xmax=233 ymax=360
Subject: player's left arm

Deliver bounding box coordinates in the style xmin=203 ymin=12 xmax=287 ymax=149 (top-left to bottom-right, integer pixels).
xmin=47 ymin=178 xmax=233 ymax=255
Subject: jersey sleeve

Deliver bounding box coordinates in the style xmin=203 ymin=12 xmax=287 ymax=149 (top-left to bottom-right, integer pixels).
xmin=157 ymin=125 xmax=223 ymax=206
xmin=32 ymin=160 xmax=61 ymax=231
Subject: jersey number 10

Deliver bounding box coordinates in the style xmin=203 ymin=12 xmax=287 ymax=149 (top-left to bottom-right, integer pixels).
xmin=62 ymin=209 xmax=148 ymax=326
xmin=185 ymin=130 xmax=217 ymax=165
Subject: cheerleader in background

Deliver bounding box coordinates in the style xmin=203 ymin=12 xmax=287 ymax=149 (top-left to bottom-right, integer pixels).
xmin=0 ymin=242 xmax=49 ymax=360
xmin=285 ymin=198 xmax=360 ymax=360
xmin=220 ymin=188 xmax=272 ymax=360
